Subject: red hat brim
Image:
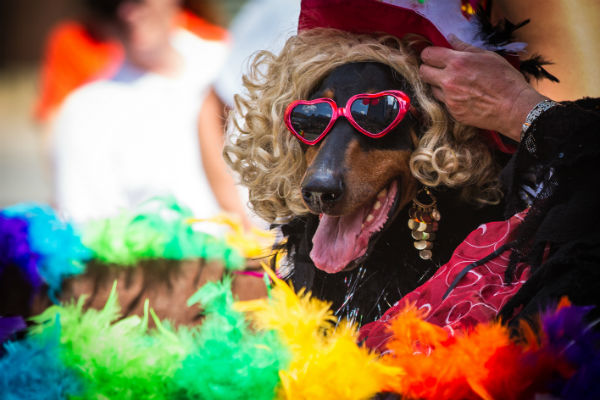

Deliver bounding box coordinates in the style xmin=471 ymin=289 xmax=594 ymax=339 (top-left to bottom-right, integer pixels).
xmin=298 ymin=0 xmax=452 ymax=48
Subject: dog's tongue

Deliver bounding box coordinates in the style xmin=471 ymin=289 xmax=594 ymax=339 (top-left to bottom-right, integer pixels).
xmin=310 ymin=206 xmax=369 ymax=274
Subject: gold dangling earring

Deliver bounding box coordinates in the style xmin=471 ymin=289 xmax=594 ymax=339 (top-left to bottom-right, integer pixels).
xmin=407 ymin=187 xmax=441 ymax=260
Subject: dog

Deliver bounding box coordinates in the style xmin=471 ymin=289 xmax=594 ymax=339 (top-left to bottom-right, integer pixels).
xmin=226 ymin=29 xmax=505 ymax=324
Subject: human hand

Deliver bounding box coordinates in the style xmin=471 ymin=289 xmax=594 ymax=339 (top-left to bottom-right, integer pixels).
xmin=419 ymin=35 xmax=547 ymax=141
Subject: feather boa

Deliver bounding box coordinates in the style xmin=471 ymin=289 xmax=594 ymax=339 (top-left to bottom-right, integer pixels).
xmin=0 ymin=317 xmax=26 ymax=345
xmin=2 ymin=279 xmax=287 ymax=400
xmin=176 ymin=276 xmax=287 ymax=399
xmin=0 ymin=204 xmax=90 ymax=302
xmin=0 ymin=198 xmax=257 ymax=305
xmin=0 ymin=317 xmax=84 ymax=399
xmin=234 ymin=268 xmax=400 ymax=399
xmin=2 ymin=268 xmax=598 ymax=399
xmin=381 ymin=301 xmax=570 ymax=399
xmin=81 ymin=196 xmax=245 ymax=269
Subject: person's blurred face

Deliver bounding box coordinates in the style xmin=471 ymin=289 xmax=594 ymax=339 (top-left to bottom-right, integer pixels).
xmin=118 ymin=0 xmax=180 ymax=58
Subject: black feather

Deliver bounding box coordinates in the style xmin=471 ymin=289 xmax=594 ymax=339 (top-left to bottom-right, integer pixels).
xmin=475 ymin=6 xmax=529 ymax=47
xmin=474 ymin=5 xmax=559 ymax=83
xmin=520 ymin=55 xmax=560 ymax=83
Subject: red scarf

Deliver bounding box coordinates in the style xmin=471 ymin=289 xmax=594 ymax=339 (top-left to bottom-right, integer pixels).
xmin=360 ymin=211 xmax=530 ymax=352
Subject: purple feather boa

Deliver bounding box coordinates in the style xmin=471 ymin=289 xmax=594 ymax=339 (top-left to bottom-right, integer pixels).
xmin=1 ymin=204 xmax=91 ymax=303
xmin=0 ymin=316 xmax=26 ymax=345
xmin=0 ymin=215 xmax=43 ymax=290
xmin=541 ymin=303 xmax=600 ymax=399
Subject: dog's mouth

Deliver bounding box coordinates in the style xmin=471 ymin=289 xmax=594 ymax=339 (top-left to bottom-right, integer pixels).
xmin=310 ymin=180 xmax=400 ymax=274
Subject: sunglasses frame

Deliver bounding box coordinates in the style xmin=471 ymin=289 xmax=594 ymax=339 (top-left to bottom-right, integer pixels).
xmin=284 ymin=90 xmax=411 ymax=145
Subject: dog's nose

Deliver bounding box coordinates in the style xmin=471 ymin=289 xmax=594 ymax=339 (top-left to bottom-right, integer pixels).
xmin=301 ymin=172 xmax=344 ymax=210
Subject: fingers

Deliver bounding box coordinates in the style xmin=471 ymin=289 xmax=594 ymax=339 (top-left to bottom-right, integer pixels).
xmin=419 ymin=46 xmax=452 ymax=69
xmin=419 ymin=63 xmax=446 ymax=103
xmin=448 ymin=34 xmax=484 ymax=53
xmin=421 ymin=36 xmax=484 ymax=70
xmin=419 ymin=63 xmax=445 ymax=87
xmin=430 ymin=86 xmax=445 ymax=104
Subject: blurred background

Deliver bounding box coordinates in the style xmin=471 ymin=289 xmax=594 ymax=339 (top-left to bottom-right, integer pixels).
xmin=0 ymin=0 xmax=299 ymax=225
xmin=0 ymin=0 xmax=598 ymax=209
xmin=0 ymin=0 xmax=243 ymax=207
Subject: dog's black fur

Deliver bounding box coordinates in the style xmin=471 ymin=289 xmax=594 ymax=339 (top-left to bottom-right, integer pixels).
xmin=278 ymin=62 xmax=506 ymax=324
xmin=284 ymin=189 xmax=505 ymax=324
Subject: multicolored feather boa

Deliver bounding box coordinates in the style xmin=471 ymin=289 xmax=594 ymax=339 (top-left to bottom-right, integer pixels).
xmin=0 ymin=198 xmax=260 ymax=302
xmin=1 ymin=267 xmax=599 ymax=400
xmin=0 ymin=204 xmax=90 ymax=302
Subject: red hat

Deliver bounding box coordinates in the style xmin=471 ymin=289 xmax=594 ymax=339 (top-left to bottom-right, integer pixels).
xmin=298 ymin=0 xmax=526 ymax=52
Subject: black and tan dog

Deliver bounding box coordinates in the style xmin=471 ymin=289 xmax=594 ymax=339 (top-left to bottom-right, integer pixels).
xmin=226 ymin=30 xmax=506 ymax=324
xmin=282 ymin=62 xmax=505 ymax=323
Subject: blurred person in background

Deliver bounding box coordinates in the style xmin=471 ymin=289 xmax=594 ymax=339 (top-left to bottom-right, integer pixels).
xmin=35 ymin=0 xmax=226 ymax=123
xmin=51 ymin=0 xmax=252 ymax=228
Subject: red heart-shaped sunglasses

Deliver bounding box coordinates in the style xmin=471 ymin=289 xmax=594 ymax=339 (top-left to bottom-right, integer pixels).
xmin=284 ymin=90 xmax=410 ymax=145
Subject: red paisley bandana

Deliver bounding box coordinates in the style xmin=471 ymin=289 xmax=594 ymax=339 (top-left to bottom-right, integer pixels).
xmin=360 ymin=211 xmax=530 ymax=352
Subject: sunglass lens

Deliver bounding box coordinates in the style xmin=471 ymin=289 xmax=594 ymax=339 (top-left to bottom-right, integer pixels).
xmin=350 ymin=95 xmax=400 ymax=135
xmin=290 ymin=102 xmax=333 ymax=142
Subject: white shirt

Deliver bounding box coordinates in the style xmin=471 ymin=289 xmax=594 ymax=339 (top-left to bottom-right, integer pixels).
xmin=53 ymin=29 xmax=228 ymax=223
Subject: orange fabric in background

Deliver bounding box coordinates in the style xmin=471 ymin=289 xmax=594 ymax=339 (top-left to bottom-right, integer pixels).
xmin=34 ymin=22 xmax=123 ymax=121
xmin=34 ymin=10 xmax=227 ymax=122
xmin=176 ymin=9 xmax=228 ymax=42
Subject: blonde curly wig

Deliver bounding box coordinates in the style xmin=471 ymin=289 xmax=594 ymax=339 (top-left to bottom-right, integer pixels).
xmin=224 ymin=29 xmax=501 ymax=224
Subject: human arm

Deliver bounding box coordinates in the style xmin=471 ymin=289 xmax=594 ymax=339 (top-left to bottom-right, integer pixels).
xmin=499 ymin=98 xmax=600 ymax=326
xmin=419 ymin=36 xmax=547 ymax=142
xmin=197 ymin=88 xmax=252 ymax=230
xmin=418 ymin=37 xmax=600 ymax=323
